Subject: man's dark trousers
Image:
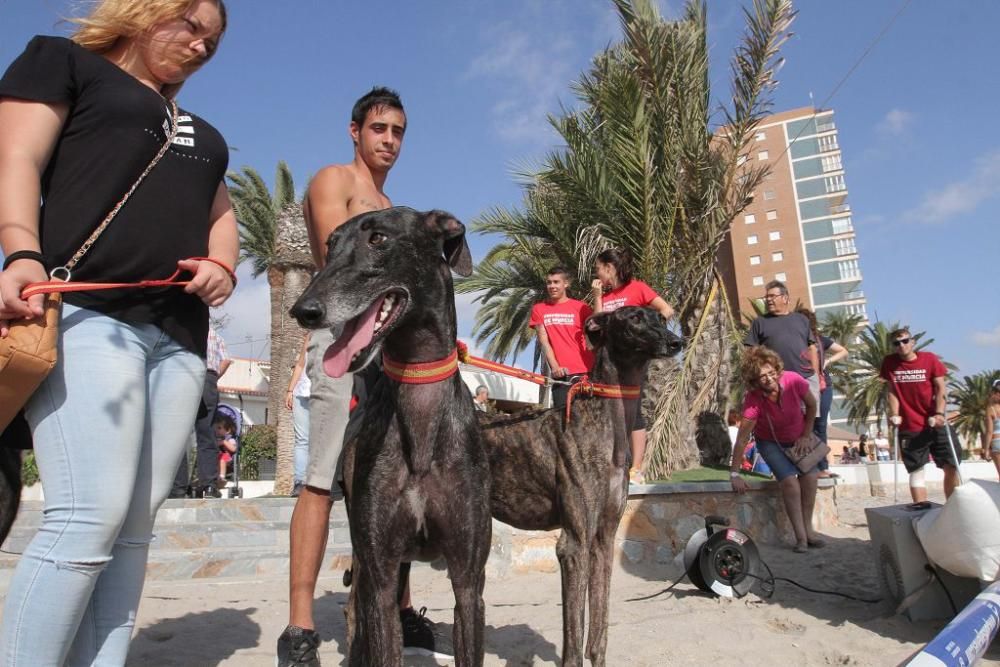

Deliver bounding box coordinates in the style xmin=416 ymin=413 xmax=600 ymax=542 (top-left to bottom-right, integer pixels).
xmin=171 ymin=369 xmax=221 ymax=494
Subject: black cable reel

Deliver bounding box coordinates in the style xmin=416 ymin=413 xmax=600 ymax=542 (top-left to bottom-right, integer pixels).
xmin=682 ymin=515 xmax=764 ymax=598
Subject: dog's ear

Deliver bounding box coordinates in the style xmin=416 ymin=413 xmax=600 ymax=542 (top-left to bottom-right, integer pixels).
xmin=584 ymin=312 xmax=610 ymax=347
xmin=426 ymin=210 xmax=473 ymax=277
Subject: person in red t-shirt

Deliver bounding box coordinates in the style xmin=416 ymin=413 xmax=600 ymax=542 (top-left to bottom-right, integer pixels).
xmin=879 ymin=326 xmax=960 ymax=501
xmin=590 ymin=248 xmax=675 ymax=485
xmin=530 ymin=266 xmax=595 ymax=409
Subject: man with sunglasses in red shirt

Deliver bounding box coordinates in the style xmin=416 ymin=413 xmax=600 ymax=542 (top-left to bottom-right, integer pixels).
xmin=879 ymin=326 xmax=960 ymax=502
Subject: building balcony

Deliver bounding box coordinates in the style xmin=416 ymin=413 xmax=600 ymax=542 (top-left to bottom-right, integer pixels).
xmin=844 ymin=290 xmax=865 ymax=300
xmin=816 ymin=121 xmax=836 ymax=133
xmin=829 ymin=203 xmax=851 ymax=215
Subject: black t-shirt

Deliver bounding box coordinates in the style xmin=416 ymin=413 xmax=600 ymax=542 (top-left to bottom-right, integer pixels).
xmin=0 ymin=36 xmax=230 ymax=356
xmin=744 ymin=312 xmax=815 ymax=378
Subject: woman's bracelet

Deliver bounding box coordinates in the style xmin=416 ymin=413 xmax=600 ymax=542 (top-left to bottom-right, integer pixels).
xmin=3 ymin=250 xmax=46 ymax=271
xmin=190 ymin=256 xmax=237 ymax=288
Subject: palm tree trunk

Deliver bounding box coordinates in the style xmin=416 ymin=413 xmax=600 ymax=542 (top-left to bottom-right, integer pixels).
xmin=684 ymin=279 xmax=736 ymax=466
xmin=646 ymin=276 xmax=736 ymax=477
xmin=267 ymin=266 xmax=313 ymax=495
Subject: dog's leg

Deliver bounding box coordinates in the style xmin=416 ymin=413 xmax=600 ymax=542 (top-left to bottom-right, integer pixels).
xmin=556 ymin=527 xmax=589 ymax=667
xmin=350 ymin=556 xmax=403 ymax=667
xmin=584 ymin=527 xmax=616 ymax=666
xmin=442 ymin=522 xmax=489 ymax=667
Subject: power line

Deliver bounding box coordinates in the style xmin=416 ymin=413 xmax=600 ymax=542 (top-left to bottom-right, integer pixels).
xmin=771 ymin=0 xmax=913 ymax=162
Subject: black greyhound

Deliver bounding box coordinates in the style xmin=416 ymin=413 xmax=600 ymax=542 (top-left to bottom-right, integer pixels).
xmin=480 ymin=307 xmax=683 ymax=666
xmin=291 ymin=207 xmax=490 ymax=667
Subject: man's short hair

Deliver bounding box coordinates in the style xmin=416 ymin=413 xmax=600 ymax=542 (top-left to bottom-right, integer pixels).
xmin=889 ymin=327 xmax=911 ymax=340
xmin=475 ymin=385 xmax=488 ymax=396
xmin=764 ymin=280 xmax=788 ymax=296
xmin=351 ymin=86 xmax=405 ymax=127
xmin=547 ymin=266 xmax=571 ymax=280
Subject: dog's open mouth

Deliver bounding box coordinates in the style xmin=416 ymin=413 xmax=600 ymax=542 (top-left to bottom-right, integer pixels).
xmin=322 ymin=290 xmax=408 ymax=377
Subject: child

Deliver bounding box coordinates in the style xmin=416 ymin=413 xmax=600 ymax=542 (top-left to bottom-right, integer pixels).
xmin=214 ymin=414 xmax=238 ymax=488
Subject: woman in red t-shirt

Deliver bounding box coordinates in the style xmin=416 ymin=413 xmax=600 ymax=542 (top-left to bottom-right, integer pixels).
xmin=590 ymin=248 xmax=675 ymax=485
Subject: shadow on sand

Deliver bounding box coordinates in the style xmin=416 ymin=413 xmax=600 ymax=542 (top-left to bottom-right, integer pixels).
xmin=128 ymin=605 xmax=260 ymax=666
xmin=310 ymin=590 xmax=559 ymax=666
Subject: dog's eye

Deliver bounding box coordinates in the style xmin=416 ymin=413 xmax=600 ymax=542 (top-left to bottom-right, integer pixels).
xmin=368 ymin=232 xmax=387 ymax=246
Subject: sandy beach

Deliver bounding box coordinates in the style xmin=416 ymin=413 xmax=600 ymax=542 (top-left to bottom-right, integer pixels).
xmin=117 ymin=490 xmax=1000 ymax=666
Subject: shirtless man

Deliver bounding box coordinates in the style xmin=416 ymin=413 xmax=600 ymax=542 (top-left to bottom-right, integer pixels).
xmin=277 ymin=88 xmax=440 ymax=666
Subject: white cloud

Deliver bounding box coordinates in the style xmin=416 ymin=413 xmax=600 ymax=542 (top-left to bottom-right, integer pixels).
xmin=904 ymin=148 xmax=1000 ymax=224
xmin=876 ymin=109 xmax=914 ymax=136
xmin=463 ymin=22 xmax=577 ymax=144
xmin=216 ymin=265 xmax=271 ymax=359
xmin=973 ymin=325 xmax=1000 ymax=348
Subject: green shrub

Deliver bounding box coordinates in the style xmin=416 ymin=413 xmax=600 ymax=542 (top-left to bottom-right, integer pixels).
xmin=21 ymin=451 xmax=39 ymax=487
xmin=239 ymin=424 xmax=276 ymax=480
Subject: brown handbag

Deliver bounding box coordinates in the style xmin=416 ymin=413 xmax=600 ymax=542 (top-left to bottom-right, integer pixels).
xmin=765 ymin=411 xmax=831 ymax=473
xmin=0 ymin=100 xmax=179 ymax=434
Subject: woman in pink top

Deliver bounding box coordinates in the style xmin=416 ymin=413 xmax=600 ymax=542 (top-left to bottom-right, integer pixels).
xmin=728 ymin=346 xmax=823 ymax=553
xmin=590 ymin=248 xmax=675 ymax=485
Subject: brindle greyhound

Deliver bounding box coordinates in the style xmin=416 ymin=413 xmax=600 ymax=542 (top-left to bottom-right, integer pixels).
xmin=291 ymin=207 xmax=490 ymax=667
xmin=480 ymin=306 xmax=683 ymax=666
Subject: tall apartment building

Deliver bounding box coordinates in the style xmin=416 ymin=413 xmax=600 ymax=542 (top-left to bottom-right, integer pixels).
xmin=720 ymin=106 xmax=868 ymax=322
xmin=719 ymin=106 xmax=870 ymax=433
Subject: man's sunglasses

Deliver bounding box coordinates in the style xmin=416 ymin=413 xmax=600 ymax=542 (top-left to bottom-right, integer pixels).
xmin=892 ymin=338 xmax=912 ymax=346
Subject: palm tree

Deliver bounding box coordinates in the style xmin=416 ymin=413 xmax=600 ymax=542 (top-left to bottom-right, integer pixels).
xmin=457 ymin=0 xmax=795 ymax=476
xmin=819 ymin=310 xmax=864 ymax=348
xmin=949 ymin=371 xmax=1000 ymax=454
xmin=228 ymin=161 xmax=314 ymax=494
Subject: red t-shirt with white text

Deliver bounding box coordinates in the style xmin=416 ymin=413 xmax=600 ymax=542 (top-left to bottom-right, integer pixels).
xmin=601 ymin=279 xmax=658 ymax=313
xmin=880 ymin=351 xmax=946 ymax=433
xmin=529 ymin=298 xmax=594 ymax=375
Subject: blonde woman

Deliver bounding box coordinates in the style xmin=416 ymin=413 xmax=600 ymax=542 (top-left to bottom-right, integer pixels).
xmin=0 ymin=1 xmax=234 ymax=663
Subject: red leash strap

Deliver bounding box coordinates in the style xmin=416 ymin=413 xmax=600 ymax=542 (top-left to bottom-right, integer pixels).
xmin=456 ymin=340 xmax=549 ymax=386
xmin=564 ymin=377 xmax=641 ymax=423
xmin=453 ymin=341 xmax=639 ymax=423
xmin=18 ymin=257 xmax=236 ymax=301
xmin=383 ymin=349 xmax=459 ymax=384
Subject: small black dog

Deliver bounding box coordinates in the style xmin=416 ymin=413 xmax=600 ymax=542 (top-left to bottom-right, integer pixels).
xmin=480 ymin=307 xmax=683 ymax=666
xmin=291 ymin=207 xmax=491 ymax=667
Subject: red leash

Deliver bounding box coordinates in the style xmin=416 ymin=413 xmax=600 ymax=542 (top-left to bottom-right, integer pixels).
xmin=563 ymin=377 xmax=641 ymax=423
xmin=18 ymin=257 xmax=236 ymax=300
xmin=454 ymin=340 xmax=639 ymax=422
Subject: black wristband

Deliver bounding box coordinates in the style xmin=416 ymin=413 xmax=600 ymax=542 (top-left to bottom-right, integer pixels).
xmin=3 ymin=250 xmax=46 ymax=271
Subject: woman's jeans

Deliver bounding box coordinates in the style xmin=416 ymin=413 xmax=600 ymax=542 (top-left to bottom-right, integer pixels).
xmin=291 ymin=395 xmax=310 ymax=485
xmin=814 ymin=381 xmax=833 ymax=472
xmin=0 ymin=304 xmax=204 ymax=666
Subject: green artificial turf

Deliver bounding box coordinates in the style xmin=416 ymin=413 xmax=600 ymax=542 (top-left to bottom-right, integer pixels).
xmin=649 ymin=464 xmax=772 ymax=484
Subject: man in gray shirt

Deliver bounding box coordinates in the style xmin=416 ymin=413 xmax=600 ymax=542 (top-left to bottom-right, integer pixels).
xmin=744 ymin=280 xmax=819 ymax=401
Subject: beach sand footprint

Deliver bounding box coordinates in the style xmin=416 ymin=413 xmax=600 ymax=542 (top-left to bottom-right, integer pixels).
xmin=765 ymin=617 xmax=807 ymax=635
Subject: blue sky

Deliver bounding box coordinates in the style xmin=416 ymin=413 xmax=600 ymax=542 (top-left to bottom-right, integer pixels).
xmin=2 ymin=0 xmax=998 ymax=378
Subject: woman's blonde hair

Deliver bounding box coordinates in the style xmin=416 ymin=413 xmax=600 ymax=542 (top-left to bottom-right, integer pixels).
xmin=70 ymin=0 xmax=227 ymax=97
xmin=741 ymin=346 xmax=783 ymax=390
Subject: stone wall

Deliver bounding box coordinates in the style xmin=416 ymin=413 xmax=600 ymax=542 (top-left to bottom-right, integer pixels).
xmin=489 ymin=480 xmax=837 ymax=575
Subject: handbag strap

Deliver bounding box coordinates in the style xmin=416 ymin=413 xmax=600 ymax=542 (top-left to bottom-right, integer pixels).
xmin=53 ymin=99 xmax=180 ymax=280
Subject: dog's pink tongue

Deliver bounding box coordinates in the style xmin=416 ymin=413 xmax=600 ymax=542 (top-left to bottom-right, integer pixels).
xmin=322 ymin=299 xmax=383 ymax=378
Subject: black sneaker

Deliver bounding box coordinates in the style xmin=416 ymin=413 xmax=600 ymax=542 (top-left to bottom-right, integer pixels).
xmin=400 ymin=607 xmax=451 ymax=659
xmin=194 ymin=484 xmax=222 ymax=499
xmin=276 ymin=625 xmax=321 ymax=667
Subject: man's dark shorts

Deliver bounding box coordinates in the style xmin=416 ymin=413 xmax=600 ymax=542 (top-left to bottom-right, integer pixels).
xmin=900 ymin=426 xmax=961 ymax=473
